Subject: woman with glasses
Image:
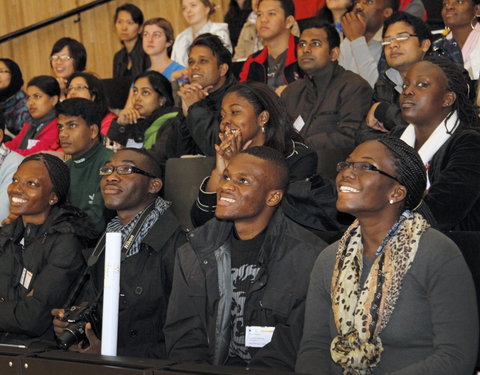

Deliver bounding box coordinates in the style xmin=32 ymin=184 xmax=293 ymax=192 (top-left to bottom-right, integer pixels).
xmin=432 ymin=0 xmax=480 ymax=80
xmin=49 ymin=37 xmax=87 ymax=101
xmin=5 ymin=76 xmax=60 ymax=156
xmin=0 ymin=58 xmax=31 ymax=135
xmin=296 ymin=135 xmax=478 ymax=374
xmin=0 ymin=153 xmax=92 ymax=343
xmin=66 ymin=72 xmax=116 ymax=136
xmin=107 ymin=71 xmax=178 ymax=167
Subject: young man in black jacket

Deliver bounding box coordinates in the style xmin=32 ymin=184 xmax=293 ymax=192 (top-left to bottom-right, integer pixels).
xmin=52 ymin=148 xmax=186 ymax=358
xmin=165 ymin=146 xmax=327 ymax=369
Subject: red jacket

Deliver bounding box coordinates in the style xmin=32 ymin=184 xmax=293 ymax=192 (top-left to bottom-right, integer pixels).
xmin=239 ymin=34 xmax=302 ymax=85
xmin=6 ymin=118 xmax=59 ymax=156
xmin=294 ymin=0 xmax=324 ymax=20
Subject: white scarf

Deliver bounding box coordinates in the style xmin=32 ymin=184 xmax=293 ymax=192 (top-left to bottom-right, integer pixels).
xmin=400 ymin=111 xmax=459 ymax=188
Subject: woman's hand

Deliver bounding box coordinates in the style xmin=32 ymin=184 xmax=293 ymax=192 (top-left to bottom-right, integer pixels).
xmin=117 ymin=108 xmax=143 ymax=125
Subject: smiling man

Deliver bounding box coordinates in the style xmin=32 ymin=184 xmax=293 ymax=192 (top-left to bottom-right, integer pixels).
xmin=165 ymin=146 xmax=326 ymax=369
xmin=281 ymin=21 xmax=371 ymax=156
xmin=52 ymin=148 xmax=185 ymax=358
xmin=56 ymin=98 xmax=113 ymax=236
xmin=174 ymin=33 xmax=236 ymax=157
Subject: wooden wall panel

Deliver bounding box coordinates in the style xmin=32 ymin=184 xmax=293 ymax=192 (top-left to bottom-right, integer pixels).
xmin=0 ymin=0 xmax=231 ymax=82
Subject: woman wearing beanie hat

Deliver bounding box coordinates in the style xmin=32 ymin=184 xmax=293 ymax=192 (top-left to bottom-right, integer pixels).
xmin=0 ymin=153 xmax=94 ymax=343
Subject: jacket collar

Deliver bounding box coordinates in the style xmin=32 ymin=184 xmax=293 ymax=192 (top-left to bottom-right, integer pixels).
xmin=250 ymin=34 xmax=298 ymax=66
xmin=142 ymin=207 xmax=181 ymax=253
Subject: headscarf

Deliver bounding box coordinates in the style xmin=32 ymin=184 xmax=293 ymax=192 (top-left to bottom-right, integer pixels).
xmin=0 ymin=59 xmax=24 ymax=102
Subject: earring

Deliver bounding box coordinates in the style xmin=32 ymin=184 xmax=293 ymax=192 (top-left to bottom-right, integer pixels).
xmin=389 ymin=199 xmax=394 ymax=204
xmin=261 ymin=125 xmax=265 ymax=133
xmin=471 ymin=15 xmax=479 ymax=30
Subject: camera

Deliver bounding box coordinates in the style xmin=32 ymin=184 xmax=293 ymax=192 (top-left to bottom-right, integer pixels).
xmin=56 ymin=301 xmax=101 ymax=350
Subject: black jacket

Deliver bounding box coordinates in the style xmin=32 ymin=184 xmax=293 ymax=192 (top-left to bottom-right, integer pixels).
xmin=164 ymin=208 xmax=327 ymax=367
xmin=173 ymin=74 xmax=237 ymax=157
xmin=77 ymin=208 xmax=186 ymax=358
xmin=281 ymin=62 xmax=372 ymax=152
xmin=0 ymin=206 xmax=89 ymax=342
xmin=113 ymin=38 xmax=150 ymax=79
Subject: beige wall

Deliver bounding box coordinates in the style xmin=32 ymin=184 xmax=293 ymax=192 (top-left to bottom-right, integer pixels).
xmin=0 ymin=0 xmax=231 ymax=82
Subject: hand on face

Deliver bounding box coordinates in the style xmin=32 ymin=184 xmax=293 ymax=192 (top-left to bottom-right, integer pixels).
xmin=366 ymin=102 xmax=389 ymax=132
xmin=117 ymin=108 xmax=144 ymax=125
xmin=342 ymin=11 xmax=367 ymax=41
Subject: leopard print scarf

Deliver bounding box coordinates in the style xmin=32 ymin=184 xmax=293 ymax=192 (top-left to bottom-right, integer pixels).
xmin=330 ymin=211 xmax=429 ymax=374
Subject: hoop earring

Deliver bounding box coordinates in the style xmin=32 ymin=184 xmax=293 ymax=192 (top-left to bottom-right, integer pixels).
xmin=471 ymin=15 xmax=479 ymax=30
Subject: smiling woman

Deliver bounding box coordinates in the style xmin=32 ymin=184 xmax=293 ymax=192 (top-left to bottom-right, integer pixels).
xmin=0 ymin=153 xmax=91 ymax=343
xmin=296 ymin=136 xmax=479 ymax=374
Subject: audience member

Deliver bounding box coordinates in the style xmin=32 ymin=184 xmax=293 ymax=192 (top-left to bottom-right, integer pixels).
xmin=364 ymin=11 xmax=432 ymax=133
xmin=365 ymin=56 xmax=480 ymax=230
xmin=5 ymin=76 xmax=60 ymax=156
xmin=338 ymin=0 xmax=397 ymax=87
xmin=174 ymin=33 xmax=236 ymax=157
xmin=296 ymin=136 xmax=478 ymax=374
xmin=240 ymin=0 xmax=301 ymax=92
xmin=56 ymin=98 xmax=114 ymax=237
xmin=66 ymin=72 xmax=117 ymax=136
xmin=191 ymin=81 xmax=317 ymax=227
xmin=281 ymin=21 xmax=371 ymax=155
xmin=431 ymin=0 xmax=480 ymax=80
xmin=107 ymin=71 xmax=178 ymax=151
xmin=113 ymin=3 xmax=150 ymax=79
xmin=0 ymin=58 xmax=31 ymax=135
xmin=0 ymin=113 xmax=23 ymax=222
xmin=165 ymin=146 xmax=327 ymax=367
xmin=225 ymin=0 xmax=253 ymax=50
xmin=52 ymin=148 xmax=186 ymax=357
xmin=0 ymin=153 xmax=90 ymax=343
xmin=294 ymin=0 xmax=324 ymax=20
xmin=172 ymin=0 xmax=233 ymax=67
xmin=142 ymin=18 xmax=184 ymax=81
xmin=49 ymin=37 xmax=87 ymax=100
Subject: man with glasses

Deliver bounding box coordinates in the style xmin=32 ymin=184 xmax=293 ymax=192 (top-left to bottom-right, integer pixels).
xmin=52 ymin=147 xmax=186 ymax=358
xmin=281 ymin=21 xmax=372 ymax=156
xmin=56 ymin=98 xmax=114 ymax=237
xmin=360 ymin=11 xmax=432 ymax=138
xmin=339 ymin=0 xmax=398 ymax=87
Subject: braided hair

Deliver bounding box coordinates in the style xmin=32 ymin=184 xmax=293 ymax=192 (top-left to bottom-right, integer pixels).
xmin=377 ymin=136 xmax=426 ymax=211
xmin=20 ymin=153 xmax=70 ymax=206
xmin=423 ymin=56 xmax=479 ymax=128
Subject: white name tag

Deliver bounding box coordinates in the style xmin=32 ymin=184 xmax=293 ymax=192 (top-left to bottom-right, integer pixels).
xmin=293 ymin=115 xmax=305 ymax=132
xmin=125 ymin=139 xmax=143 ymax=149
xmin=245 ymin=326 xmax=275 ymax=348
xmin=27 ymin=139 xmax=40 ymax=149
xmin=20 ymin=267 xmax=33 ymax=290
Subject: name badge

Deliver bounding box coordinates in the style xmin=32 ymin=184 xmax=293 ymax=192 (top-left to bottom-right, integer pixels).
xmin=245 ymin=326 xmax=275 ymax=348
xmin=20 ymin=268 xmax=33 ymax=290
xmin=125 ymin=139 xmax=143 ymax=149
xmin=27 ymin=139 xmax=40 ymax=149
xmin=293 ymin=115 xmax=305 ymax=132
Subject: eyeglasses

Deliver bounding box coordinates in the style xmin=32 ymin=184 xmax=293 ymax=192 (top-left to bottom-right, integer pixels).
xmin=50 ymin=55 xmax=72 ymax=62
xmin=99 ymin=165 xmax=157 ymax=178
xmin=0 ymin=70 xmax=10 ymax=74
xmin=142 ymin=31 xmax=165 ymax=40
xmin=336 ymin=161 xmax=401 ymax=183
xmin=382 ymin=32 xmax=418 ymax=46
xmin=67 ymin=85 xmax=89 ymax=94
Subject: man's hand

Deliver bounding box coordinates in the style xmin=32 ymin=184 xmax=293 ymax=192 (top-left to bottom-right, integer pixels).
xmin=342 ymin=12 xmax=367 ymax=41
xmin=178 ymin=83 xmax=212 ymax=116
xmin=52 ymin=308 xmax=68 ymax=339
xmin=1 ymin=213 xmax=18 ymax=226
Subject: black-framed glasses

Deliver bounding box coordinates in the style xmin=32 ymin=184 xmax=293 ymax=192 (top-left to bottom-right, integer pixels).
xmin=381 ymin=32 xmax=418 ymax=46
xmin=336 ymin=161 xmax=401 ymax=183
xmin=99 ymin=165 xmax=157 ymax=178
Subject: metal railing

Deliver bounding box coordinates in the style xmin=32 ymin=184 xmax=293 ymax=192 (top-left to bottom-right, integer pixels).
xmin=0 ymin=0 xmax=112 ymax=44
